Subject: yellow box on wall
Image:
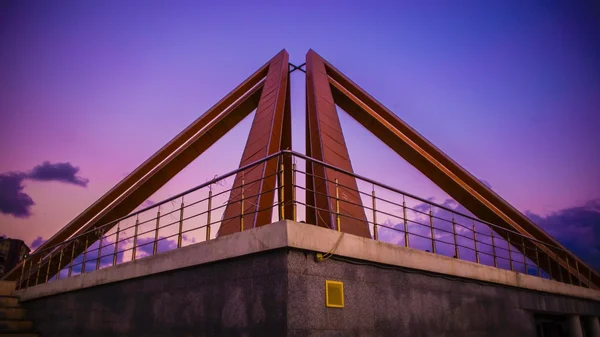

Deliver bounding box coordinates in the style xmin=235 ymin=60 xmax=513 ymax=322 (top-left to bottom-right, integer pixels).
xmin=325 ymin=280 xmax=344 ymax=308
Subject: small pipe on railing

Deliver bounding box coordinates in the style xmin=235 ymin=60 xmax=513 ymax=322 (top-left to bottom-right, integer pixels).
xmin=429 ymin=205 xmax=436 ymax=254
xmin=403 ymin=196 xmax=409 ymax=248
xmin=56 ymin=247 xmax=64 ymax=280
xmin=206 ymin=187 xmax=212 ymax=241
xmin=491 ymin=232 xmax=498 ymax=268
xmin=372 ymin=187 xmax=378 ymax=241
xmin=240 ymin=174 xmax=245 ymax=232
xmin=82 ymin=236 xmax=89 ymax=273
xmin=507 ymin=234 xmax=514 ymax=271
xmin=177 ymin=197 xmax=185 ymax=248
xmin=279 ymin=161 xmax=285 ymax=221
xmin=451 ymin=216 xmax=459 ymax=259
xmin=113 ymin=225 xmax=120 ymax=266
xmin=45 ymin=252 xmax=52 ymax=283
xmin=335 ymin=177 xmax=341 ymax=232
xmin=473 ymin=223 xmax=480 ymax=264
xmin=132 ymin=216 xmax=139 ymax=261
xmin=153 ymin=207 xmax=161 ymax=255
xmin=292 ymin=163 xmax=297 ymax=221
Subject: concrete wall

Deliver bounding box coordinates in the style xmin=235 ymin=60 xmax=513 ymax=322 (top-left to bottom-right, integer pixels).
xmin=286 ymin=249 xmax=600 ymax=337
xmin=22 ymin=250 xmax=288 ymax=337
xmin=21 ymin=248 xmax=600 ymax=337
xmin=16 ymin=221 xmax=600 ymax=336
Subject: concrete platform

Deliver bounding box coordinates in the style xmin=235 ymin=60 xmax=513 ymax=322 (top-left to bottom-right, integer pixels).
xmin=12 ymin=220 xmax=600 ymax=336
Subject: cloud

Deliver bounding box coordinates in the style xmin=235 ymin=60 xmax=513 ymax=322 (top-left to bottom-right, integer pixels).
xmin=0 ymin=161 xmax=89 ymax=218
xmin=136 ymin=236 xmax=178 ymax=257
xmin=28 ymin=162 xmax=89 ymax=187
xmin=0 ymin=173 xmax=34 ymax=218
xmin=30 ymin=236 xmax=46 ymax=250
xmin=525 ymin=199 xmax=600 ymax=270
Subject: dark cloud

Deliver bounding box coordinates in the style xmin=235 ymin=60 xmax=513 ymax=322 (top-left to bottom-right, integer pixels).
xmin=0 ymin=161 xmax=89 ymax=218
xmin=0 ymin=173 xmax=34 ymax=218
xmin=30 ymin=236 xmax=46 ymax=250
xmin=28 ymin=162 xmax=89 ymax=187
xmin=136 ymin=236 xmax=178 ymax=256
xmin=526 ymin=199 xmax=600 ymax=270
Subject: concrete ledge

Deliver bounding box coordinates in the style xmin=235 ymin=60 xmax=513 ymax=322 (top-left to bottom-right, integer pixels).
xmin=14 ymin=220 xmax=600 ymax=302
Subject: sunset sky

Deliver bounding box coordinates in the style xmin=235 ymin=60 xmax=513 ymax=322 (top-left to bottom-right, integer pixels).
xmin=1 ymin=1 xmax=599 ymax=269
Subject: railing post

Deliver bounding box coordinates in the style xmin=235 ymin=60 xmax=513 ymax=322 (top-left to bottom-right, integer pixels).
xmin=153 ymin=207 xmax=161 ymax=255
xmin=403 ymin=196 xmax=409 ymax=248
xmin=68 ymin=240 xmax=76 ymax=277
xmin=575 ymin=260 xmax=581 ymax=286
xmin=82 ymin=236 xmax=89 ymax=273
xmin=96 ymin=230 xmax=103 ymax=270
xmin=566 ymin=254 xmax=573 ymax=284
xmin=279 ymin=161 xmax=285 ymax=221
xmin=113 ymin=225 xmax=120 ymax=266
xmin=18 ymin=258 xmax=26 ymax=290
xmin=240 ymin=174 xmax=245 ymax=232
xmin=132 ymin=216 xmax=139 ymax=261
xmin=26 ymin=258 xmax=32 ymax=288
xmin=372 ymin=187 xmax=378 ymax=241
xmin=548 ymin=251 xmax=556 ymax=281
xmin=535 ymin=246 xmax=540 ymax=277
xmin=429 ymin=206 xmax=436 ymax=254
xmin=35 ymin=258 xmax=41 ymax=286
xmin=491 ymin=232 xmax=498 ymax=268
xmin=206 ymin=187 xmax=212 ymax=241
xmin=292 ymin=163 xmax=297 ymax=222
xmin=451 ymin=215 xmax=459 ymax=259
xmin=45 ymin=251 xmax=52 ymax=283
xmin=473 ymin=223 xmax=479 ymax=264
xmin=507 ymin=234 xmax=514 ymax=271
xmin=335 ymin=177 xmax=341 ymax=231
xmin=56 ymin=246 xmax=64 ymax=280
xmin=521 ymin=237 xmax=527 ymax=274
xmin=177 ymin=197 xmax=185 ymax=248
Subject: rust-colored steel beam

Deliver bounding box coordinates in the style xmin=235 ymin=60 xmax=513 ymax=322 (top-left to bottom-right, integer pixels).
xmin=219 ymin=50 xmax=290 ymax=236
xmin=316 ymin=50 xmax=598 ymax=288
xmin=304 ymin=50 xmax=371 ymax=238
xmin=5 ymin=51 xmax=285 ymax=282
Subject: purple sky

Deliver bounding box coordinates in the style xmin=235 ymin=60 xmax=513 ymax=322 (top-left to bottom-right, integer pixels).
xmin=1 ymin=1 xmax=599 ymax=268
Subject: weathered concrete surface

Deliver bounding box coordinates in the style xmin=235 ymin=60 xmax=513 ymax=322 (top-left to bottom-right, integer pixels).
xmin=15 ymin=220 xmax=600 ymax=302
xmin=15 ymin=221 xmax=600 ymax=336
xmin=286 ymin=249 xmax=600 ymax=337
xmin=22 ymin=249 xmax=288 ymax=337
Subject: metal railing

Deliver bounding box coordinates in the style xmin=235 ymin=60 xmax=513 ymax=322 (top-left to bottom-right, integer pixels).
xmin=16 ymin=150 xmax=594 ymax=290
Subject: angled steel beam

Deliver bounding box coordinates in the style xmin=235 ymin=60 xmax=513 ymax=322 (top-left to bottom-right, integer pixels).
xmin=313 ymin=50 xmax=598 ymax=288
xmin=304 ymin=50 xmax=371 ymax=238
xmin=4 ymin=51 xmax=285 ymax=281
xmin=219 ymin=50 xmax=290 ymax=236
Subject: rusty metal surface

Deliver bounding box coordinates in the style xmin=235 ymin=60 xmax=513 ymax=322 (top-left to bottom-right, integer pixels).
xmin=3 ymin=51 xmax=282 ymax=281
xmin=218 ymin=50 xmax=290 ymax=236
xmin=320 ymin=52 xmax=598 ymax=288
xmin=305 ymin=50 xmax=371 ymax=238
